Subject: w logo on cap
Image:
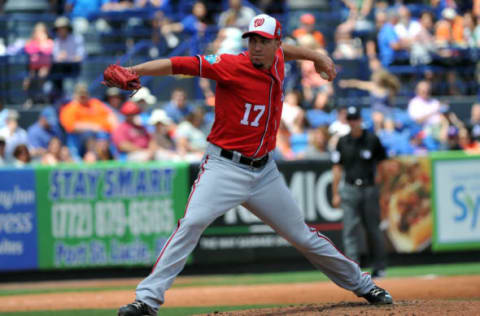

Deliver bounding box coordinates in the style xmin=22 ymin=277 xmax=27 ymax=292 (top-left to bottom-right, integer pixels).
xmin=254 ymin=18 xmax=265 ymax=27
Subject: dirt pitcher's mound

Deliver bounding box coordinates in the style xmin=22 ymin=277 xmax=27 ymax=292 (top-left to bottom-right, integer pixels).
xmin=200 ymin=300 xmax=480 ymax=316
xmin=0 ymin=275 xmax=479 ymax=313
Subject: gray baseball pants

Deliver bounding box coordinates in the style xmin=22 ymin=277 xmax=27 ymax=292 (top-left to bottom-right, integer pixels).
xmin=136 ymin=143 xmax=375 ymax=310
xmin=340 ymin=183 xmax=387 ymax=271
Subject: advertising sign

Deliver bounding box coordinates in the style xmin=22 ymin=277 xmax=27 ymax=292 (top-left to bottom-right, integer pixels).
xmin=0 ymin=168 xmax=38 ymax=271
xmin=378 ymin=156 xmax=432 ymax=253
xmin=35 ymin=161 xmax=189 ymax=269
xmin=431 ymin=153 xmax=480 ymax=251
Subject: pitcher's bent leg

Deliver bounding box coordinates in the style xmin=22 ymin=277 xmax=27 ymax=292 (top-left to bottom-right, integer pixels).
xmin=245 ymin=165 xmax=374 ymax=296
xmin=136 ymin=156 xmax=249 ymax=309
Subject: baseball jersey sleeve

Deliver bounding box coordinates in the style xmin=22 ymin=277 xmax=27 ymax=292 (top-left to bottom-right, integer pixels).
xmin=170 ymin=54 xmax=236 ymax=82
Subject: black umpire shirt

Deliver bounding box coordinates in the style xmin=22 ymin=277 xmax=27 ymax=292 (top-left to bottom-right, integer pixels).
xmin=332 ymin=129 xmax=387 ymax=186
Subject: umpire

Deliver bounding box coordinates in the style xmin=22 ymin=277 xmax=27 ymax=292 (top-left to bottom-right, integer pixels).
xmin=331 ymin=106 xmax=388 ymax=278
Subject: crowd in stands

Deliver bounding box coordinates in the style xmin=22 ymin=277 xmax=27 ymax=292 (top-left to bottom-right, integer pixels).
xmin=1 ymin=0 xmax=480 ymax=167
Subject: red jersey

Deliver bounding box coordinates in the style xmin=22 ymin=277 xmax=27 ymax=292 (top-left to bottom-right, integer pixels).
xmin=170 ymin=48 xmax=285 ymax=158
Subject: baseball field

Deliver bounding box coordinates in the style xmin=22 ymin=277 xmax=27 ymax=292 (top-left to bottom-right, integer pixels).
xmin=0 ymin=262 xmax=479 ymax=315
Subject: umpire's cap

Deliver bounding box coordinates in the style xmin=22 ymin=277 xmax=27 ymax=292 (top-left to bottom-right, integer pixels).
xmin=242 ymin=14 xmax=282 ymax=40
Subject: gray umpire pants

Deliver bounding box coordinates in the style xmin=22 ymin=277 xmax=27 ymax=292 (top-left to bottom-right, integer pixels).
xmin=340 ymin=183 xmax=386 ymax=271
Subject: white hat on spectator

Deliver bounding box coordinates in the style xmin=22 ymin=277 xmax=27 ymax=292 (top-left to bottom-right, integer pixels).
xmin=149 ymin=109 xmax=173 ymax=126
xmin=442 ymin=8 xmax=457 ymax=20
xmin=131 ymin=87 xmax=157 ymax=105
xmin=6 ymin=109 xmax=19 ymax=121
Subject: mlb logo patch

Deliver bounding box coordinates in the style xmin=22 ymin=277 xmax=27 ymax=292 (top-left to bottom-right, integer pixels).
xmin=205 ymin=54 xmax=221 ymax=65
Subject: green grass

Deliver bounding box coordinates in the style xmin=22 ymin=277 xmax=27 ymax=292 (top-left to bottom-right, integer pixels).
xmin=0 ymin=305 xmax=277 ymax=316
xmin=1 ymin=262 xmax=479 ymax=297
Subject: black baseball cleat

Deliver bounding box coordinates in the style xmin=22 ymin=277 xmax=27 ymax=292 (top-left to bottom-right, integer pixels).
xmin=362 ymin=285 xmax=393 ymax=305
xmin=118 ymin=300 xmax=157 ymax=316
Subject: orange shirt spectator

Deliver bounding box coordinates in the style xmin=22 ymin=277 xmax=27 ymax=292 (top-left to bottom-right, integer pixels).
xmin=60 ymin=83 xmax=117 ymax=134
xmin=292 ymin=14 xmax=325 ymax=48
xmin=435 ymin=8 xmax=464 ymax=46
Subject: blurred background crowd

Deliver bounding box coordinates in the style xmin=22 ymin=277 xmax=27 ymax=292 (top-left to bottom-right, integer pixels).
xmin=0 ymin=0 xmax=480 ymax=167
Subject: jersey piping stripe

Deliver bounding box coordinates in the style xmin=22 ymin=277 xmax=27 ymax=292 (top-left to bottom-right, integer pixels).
xmin=314 ymin=230 xmax=360 ymax=266
xmin=252 ymin=76 xmax=273 ymax=157
xmin=197 ymin=55 xmax=203 ymax=77
xmin=150 ymin=155 xmax=209 ymax=272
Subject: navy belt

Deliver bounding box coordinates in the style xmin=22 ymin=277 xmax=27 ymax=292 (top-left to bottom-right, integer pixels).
xmin=220 ymin=149 xmax=269 ymax=168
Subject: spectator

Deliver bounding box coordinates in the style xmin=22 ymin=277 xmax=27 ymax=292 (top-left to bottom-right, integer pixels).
xmin=332 ymin=23 xmax=364 ymax=60
xmin=0 ymin=110 xmax=28 ymax=163
xmin=458 ymin=126 xmax=480 ymax=153
xmin=328 ymin=106 xmax=351 ymax=150
xmin=51 ymin=17 xmax=85 ymax=99
xmin=473 ymin=14 xmax=480 ymax=46
xmin=289 ymin=110 xmax=310 ymax=158
xmin=163 ymin=88 xmax=194 ymax=124
xmin=410 ymin=11 xmax=436 ymax=65
xmin=131 ymin=87 xmax=158 ymax=127
xmin=104 ymin=87 xmax=125 ymax=121
xmin=394 ymin=6 xmax=422 ymax=52
xmin=64 ymin=0 xmax=105 ymax=34
xmin=377 ymin=117 xmax=411 ymax=156
xmin=27 ymin=106 xmax=64 ymax=159
xmin=274 ymin=121 xmax=295 ymax=160
xmin=408 ymin=129 xmax=429 ymax=155
xmin=377 ymin=9 xmax=409 ymax=66
xmin=467 ymin=103 xmax=480 ymax=141
xmin=60 ymin=83 xmax=118 ymax=156
xmin=435 ymin=7 xmax=465 ymax=47
xmin=218 ymin=0 xmax=256 ymax=31
xmin=340 ymin=0 xmax=375 ymax=33
xmin=444 ymin=125 xmax=462 ymax=150
xmin=292 ymin=13 xmax=326 ymax=48
xmin=135 ymin=0 xmax=173 ymax=13
xmin=23 ymin=22 xmax=54 ymax=108
xmin=161 ymin=1 xmax=209 ymax=52
xmin=148 ymin=109 xmax=177 ymax=160
xmin=297 ymin=34 xmax=331 ymax=104
xmin=41 ymin=137 xmax=74 ymax=165
xmin=112 ymin=101 xmax=154 ymax=161
xmin=83 ymin=132 xmax=113 ymax=162
xmin=282 ymin=90 xmax=303 ymax=133
xmin=101 ymin=0 xmax=134 ymax=11
xmin=304 ymin=127 xmax=330 ymax=159
xmin=12 ymin=144 xmax=31 ymax=167
xmin=306 ymin=90 xmax=335 ymax=128
xmin=209 ymin=27 xmax=243 ymax=55
xmin=0 ymin=101 xmax=7 ymax=129
xmin=175 ymin=107 xmax=207 ymax=161
xmin=407 ymin=81 xmax=443 ymax=148
xmin=462 ymin=11 xmax=477 ymax=48
xmin=339 ymin=69 xmax=400 ymax=116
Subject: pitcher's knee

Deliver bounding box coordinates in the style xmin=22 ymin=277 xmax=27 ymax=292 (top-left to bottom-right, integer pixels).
xmin=180 ymin=215 xmax=211 ymax=233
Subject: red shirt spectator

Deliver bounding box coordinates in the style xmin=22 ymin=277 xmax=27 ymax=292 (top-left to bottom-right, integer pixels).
xmin=113 ymin=101 xmax=151 ymax=151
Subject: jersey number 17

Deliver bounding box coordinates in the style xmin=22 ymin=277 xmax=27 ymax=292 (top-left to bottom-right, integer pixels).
xmin=240 ymin=103 xmax=265 ymax=127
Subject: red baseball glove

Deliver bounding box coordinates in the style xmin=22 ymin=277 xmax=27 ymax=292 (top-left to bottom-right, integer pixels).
xmin=102 ymin=64 xmax=141 ymax=91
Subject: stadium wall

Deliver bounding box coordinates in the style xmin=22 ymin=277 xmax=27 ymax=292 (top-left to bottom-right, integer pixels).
xmin=1 ymin=154 xmax=480 ymax=272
